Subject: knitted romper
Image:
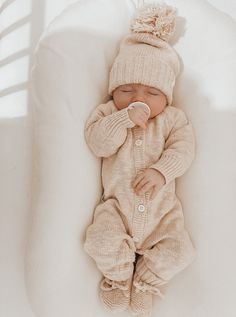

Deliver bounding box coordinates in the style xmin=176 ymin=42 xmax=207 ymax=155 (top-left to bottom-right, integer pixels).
xmin=84 ymin=100 xmax=196 ymax=292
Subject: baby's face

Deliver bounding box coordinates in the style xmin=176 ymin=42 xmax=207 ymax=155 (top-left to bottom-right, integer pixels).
xmin=112 ymin=84 xmax=167 ymax=119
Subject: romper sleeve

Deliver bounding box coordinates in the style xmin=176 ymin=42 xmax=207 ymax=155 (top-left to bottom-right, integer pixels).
xmin=84 ymin=100 xmax=135 ymax=158
xmin=150 ymin=107 xmax=195 ymax=184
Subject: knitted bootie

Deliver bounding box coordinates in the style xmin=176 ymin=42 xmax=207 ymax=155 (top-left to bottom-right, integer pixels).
xmin=130 ymin=283 xmax=153 ymax=317
xmin=130 ymin=273 xmax=165 ymax=316
xmin=99 ymin=276 xmax=132 ymax=312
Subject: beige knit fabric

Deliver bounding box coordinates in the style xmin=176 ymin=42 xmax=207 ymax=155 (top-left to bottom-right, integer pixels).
xmin=99 ymin=276 xmax=132 ymax=312
xmin=130 ymin=255 xmax=165 ymax=316
xmin=130 ymin=282 xmax=153 ymax=317
xmin=108 ymin=4 xmax=180 ymax=106
xmin=84 ymin=99 xmax=196 ymax=288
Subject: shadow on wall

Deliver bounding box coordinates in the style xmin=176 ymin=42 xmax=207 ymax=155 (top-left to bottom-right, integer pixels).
xmin=0 ymin=0 xmax=45 ymax=118
xmin=0 ymin=1 xmax=45 ymax=317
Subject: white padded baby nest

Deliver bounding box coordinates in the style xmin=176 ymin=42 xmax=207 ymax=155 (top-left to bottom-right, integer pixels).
xmin=27 ymin=0 xmax=236 ymax=316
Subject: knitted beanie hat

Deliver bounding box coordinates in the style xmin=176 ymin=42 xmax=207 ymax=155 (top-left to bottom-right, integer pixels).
xmin=108 ymin=3 xmax=180 ymax=106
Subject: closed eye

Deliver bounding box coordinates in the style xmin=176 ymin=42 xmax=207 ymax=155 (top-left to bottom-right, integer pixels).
xmin=148 ymin=92 xmax=159 ymax=95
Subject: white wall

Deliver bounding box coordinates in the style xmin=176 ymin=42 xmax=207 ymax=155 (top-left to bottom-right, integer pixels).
xmin=0 ymin=1 xmax=73 ymax=316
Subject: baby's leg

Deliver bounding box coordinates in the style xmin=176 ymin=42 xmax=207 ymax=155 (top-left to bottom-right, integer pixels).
xmin=135 ymin=198 xmax=196 ymax=289
xmin=84 ymin=199 xmax=136 ymax=312
xmin=131 ymin=198 xmax=196 ymax=315
xmin=84 ymin=198 xmax=136 ymax=282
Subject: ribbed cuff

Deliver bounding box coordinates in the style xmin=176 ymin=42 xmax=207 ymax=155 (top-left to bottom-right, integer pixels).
xmin=104 ymin=107 xmax=135 ymax=136
xmin=150 ymin=154 xmax=184 ymax=185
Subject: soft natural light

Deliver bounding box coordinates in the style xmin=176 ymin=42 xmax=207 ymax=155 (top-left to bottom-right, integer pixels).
xmin=0 ymin=0 xmax=32 ymax=118
xmin=1 ymin=0 xmax=32 ymax=32
xmin=1 ymin=23 xmax=31 ymax=61
xmin=0 ymin=90 xmax=28 ymax=118
xmin=1 ymin=56 xmax=29 ymax=92
xmin=44 ymin=0 xmax=76 ymax=28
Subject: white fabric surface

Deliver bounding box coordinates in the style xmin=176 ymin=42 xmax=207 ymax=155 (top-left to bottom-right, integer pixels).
xmin=27 ymin=0 xmax=236 ymax=316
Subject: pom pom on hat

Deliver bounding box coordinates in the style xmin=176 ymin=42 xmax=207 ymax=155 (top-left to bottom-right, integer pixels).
xmin=131 ymin=3 xmax=177 ymax=42
xmin=108 ymin=2 xmax=180 ymax=106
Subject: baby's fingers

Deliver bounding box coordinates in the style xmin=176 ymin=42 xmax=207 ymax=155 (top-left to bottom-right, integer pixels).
xmin=136 ymin=108 xmax=149 ymax=118
xmin=132 ymin=173 xmax=145 ymax=188
xmin=149 ymin=186 xmax=159 ymax=200
xmin=134 ymin=179 xmax=148 ymax=194
xmin=136 ymin=117 xmax=147 ymax=130
xmin=137 ymin=182 xmax=152 ymax=195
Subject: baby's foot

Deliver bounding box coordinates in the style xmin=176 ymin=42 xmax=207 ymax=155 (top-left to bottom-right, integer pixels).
xmin=99 ymin=276 xmax=132 ymax=312
xmin=130 ymin=283 xmax=153 ymax=317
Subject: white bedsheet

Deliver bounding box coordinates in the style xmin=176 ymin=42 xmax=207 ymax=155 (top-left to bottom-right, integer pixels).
xmin=27 ymin=0 xmax=236 ymax=316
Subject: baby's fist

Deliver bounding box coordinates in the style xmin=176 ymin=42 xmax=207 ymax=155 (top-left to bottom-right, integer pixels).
xmin=128 ymin=108 xmax=149 ymax=130
xmin=132 ymin=168 xmax=166 ymax=200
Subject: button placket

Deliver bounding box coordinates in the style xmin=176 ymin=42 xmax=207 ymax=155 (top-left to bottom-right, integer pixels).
xmin=138 ymin=204 xmax=145 ymax=212
xmin=135 ymin=139 xmax=143 ymax=146
xmin=132 ymin=127 xmax=147 ymax=243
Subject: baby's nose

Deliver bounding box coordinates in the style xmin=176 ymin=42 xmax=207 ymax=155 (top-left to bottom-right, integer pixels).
xmin=132 ymin=95 xmax=146 ymax=103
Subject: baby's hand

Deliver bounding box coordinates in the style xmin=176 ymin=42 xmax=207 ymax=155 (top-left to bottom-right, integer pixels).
xmin=132 ymin=168 xmax=166 ymax=200
xmin=128 ymin=108 xmax=149 ymax=130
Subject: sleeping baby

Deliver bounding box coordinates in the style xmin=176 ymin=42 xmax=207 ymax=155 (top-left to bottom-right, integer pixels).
xmin=84 ymin=3 xmax=196 ymax=317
